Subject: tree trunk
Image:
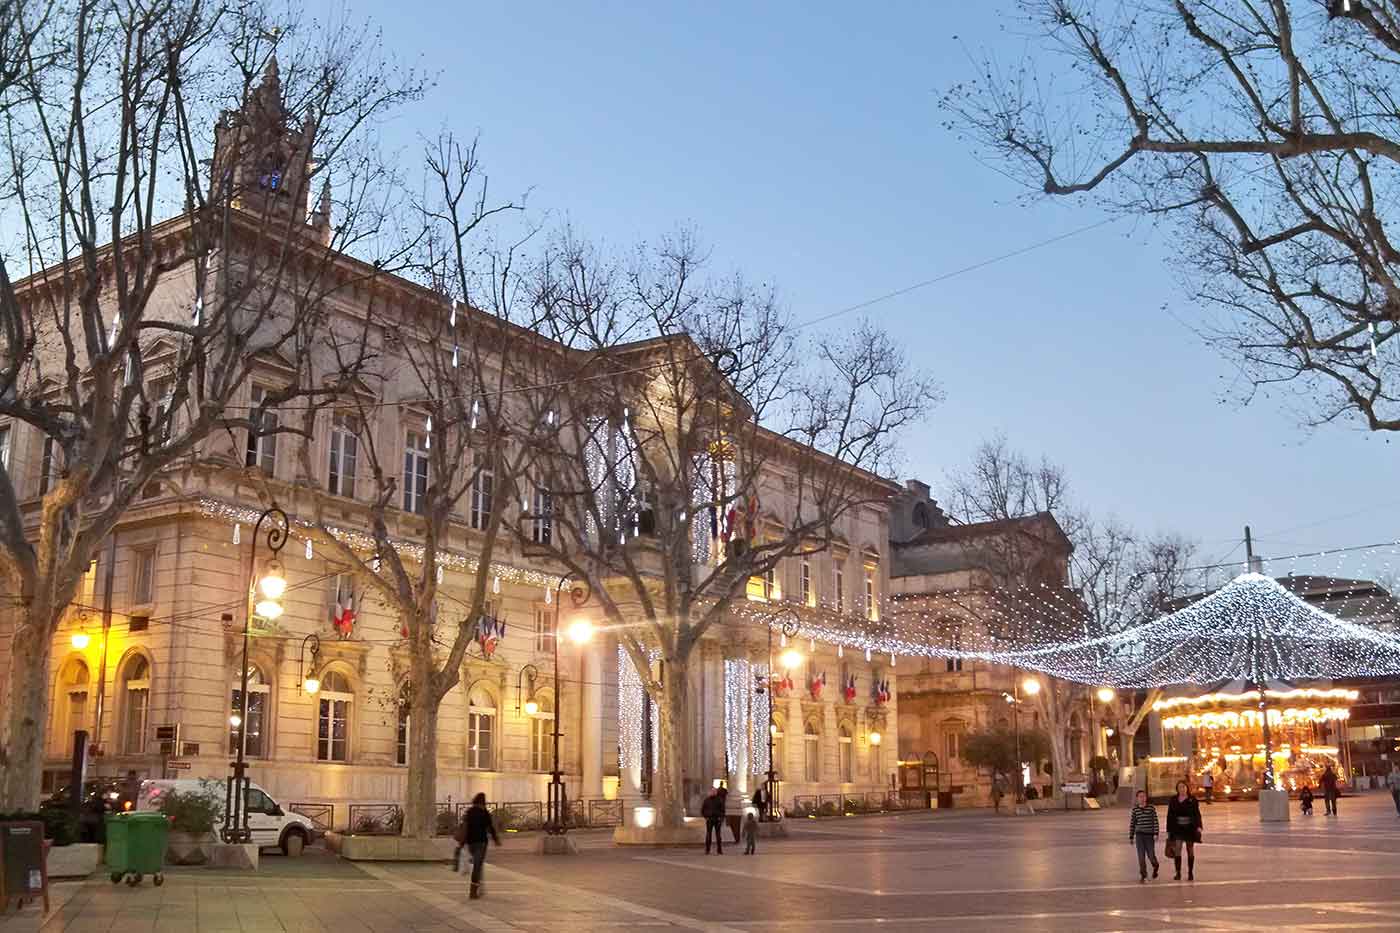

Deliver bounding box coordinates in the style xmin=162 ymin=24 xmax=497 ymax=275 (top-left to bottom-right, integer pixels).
xmin=402 ymin=689 xmax=441 ymax=839
xmin=2 ymin=612 xmax=55 ymax=809
xmin=651 ymin=657 xmax=689 ymax=829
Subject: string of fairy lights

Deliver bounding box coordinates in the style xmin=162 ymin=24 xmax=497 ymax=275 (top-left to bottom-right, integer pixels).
xmin=195 ymin=495 xmax=1400 ymax=691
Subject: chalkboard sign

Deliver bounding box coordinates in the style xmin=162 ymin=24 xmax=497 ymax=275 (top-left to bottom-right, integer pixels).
xmin=0 ymin=821 xmax=49 ymax=914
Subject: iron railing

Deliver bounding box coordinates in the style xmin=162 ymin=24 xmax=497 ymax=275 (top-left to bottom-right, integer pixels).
xmin=348 ymin=804 xmax=403 ymax=835
xmin=289 ymin=803 xmax=334 ymax=832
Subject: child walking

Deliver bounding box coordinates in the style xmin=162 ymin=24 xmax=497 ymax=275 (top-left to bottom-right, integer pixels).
xmin=743 ymin=812 xmax=758 ymax=855
xmin=1128 ymin=789 xmax=1160 ymax=883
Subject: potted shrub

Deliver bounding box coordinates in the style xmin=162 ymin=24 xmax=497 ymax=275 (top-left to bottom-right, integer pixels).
xmin=159 ymin=781 xmax=223 ymax=865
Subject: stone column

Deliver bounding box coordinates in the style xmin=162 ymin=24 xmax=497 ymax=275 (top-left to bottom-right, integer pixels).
xmin=581 ymin=643 xmax=604 ymax=799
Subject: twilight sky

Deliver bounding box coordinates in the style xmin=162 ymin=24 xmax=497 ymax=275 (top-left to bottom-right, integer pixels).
xmin=356 ymin=0 xmax=1398 ymax=576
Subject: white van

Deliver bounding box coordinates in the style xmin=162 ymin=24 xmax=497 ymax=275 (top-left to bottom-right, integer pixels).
xmin=138 ymin=779 xmax=321 ymax=856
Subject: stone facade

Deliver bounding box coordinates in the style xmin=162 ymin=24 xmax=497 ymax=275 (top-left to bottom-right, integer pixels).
xmin=0 ymin=66 xmax=899 ymax=827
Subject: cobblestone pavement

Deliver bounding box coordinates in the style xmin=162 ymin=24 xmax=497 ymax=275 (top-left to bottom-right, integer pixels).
xmin=6 ymin=791 xmax=1400 ymax=931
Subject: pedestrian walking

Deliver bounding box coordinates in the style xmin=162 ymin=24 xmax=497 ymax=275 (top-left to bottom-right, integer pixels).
xmin=1127 ymin=789 xmax=1160 ymax=883
xmin=1387 ymin=763 xmax=1400 ymax=818
xmin=458 ymin=793 xmax=501 ymax=899
xmin=1202 ymin=769 xmax=1214 ymax=804
xmin=1299 ymin=784 xmax=1314 ymax=816
xmin=1321 ymin=764 xmax=1340 ymax=816
xmin=991 ymin=774 xmax=1007 ymax=813
xmin=1165 ymin=780 xmax=1202 ymax=881
xmin=743 ymin=812 xmax=758 ymax=854
xmin=751 ymin=786 xmax=768 ymax=822
xmin=701 ymin=788 xmax=725 ymax=855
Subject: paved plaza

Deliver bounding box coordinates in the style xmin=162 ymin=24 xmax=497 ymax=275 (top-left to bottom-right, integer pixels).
xmin=6 ymin=792 xmax=1400 ymax=932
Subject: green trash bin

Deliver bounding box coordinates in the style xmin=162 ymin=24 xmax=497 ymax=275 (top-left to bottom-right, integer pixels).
xmin=104 ymin=812 xmax=168 ymax=887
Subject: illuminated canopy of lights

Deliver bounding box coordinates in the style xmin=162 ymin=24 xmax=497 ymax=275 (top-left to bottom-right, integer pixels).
xmin=727 ymin=574 xmax=1400 ymax=688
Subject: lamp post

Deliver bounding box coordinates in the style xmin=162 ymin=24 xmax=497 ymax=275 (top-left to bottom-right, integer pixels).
xmin=546 ymin=573 xmax=593 ymax=835
xmin=760 ymin=610 xmax=800 ymax=822
xmin=224 ymin=505 xmax=289 ymax=844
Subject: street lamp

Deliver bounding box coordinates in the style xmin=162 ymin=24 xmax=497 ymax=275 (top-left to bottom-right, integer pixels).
xmin=1022 ymin=676 xmax=1041 ymax=697
xmin=298 ymin=634 xmax=321 ymax=695
xmin=225 ymin=505 xmax=289 ymax=844
xmin=71 ymin=630 xmax=91 ymax=650
xmin=1096 ymin=687 xmax=1116 ymax=704
xmin=516 ymin=664 xmax=539 ymax=716
xmin=546 ymin=573 xmax=592 ymax=836
xmin=760 ymin=610 xmax=800 ymax=822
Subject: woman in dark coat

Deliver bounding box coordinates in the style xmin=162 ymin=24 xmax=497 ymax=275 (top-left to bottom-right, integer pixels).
xmin=1165 ymin=780 xmax=1203 ymax=881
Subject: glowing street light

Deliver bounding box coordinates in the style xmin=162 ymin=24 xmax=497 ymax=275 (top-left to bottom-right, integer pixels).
xmin=1022 ymin=677 xmax=1042 ymax=696
xmin=258 ymin=559 xmax=287 ymax=600
xmin=1097 ymin=687 xmax=1117 ymax=704
xmin=71 ymin=631 xmax=91 ymax=650
xmin=780 ymin=648 xmax=804 ymax=670
xmin=566 ymin=618 xmax=595 ymax=645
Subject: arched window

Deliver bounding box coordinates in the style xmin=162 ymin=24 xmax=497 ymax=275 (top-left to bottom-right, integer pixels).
xmin=838 ymin=724 xmax=854 ymax=783
xmin=230 ymin=665 xmax=271 ymax=758
xmin=803 ymin=719 xmax=820 ymax=783
xmin=58 ymin=658 xmax=90 ymax=752
xmin=529 ymin=693 xmax=554 ymax=773
xmin=121 ymin=656 xmax=150 ymax=755
xmin=396 ymin=682 xmax=411 ymax=767
xmin=467 ymin=686 xmax=496 ymax=770
xmin=317 ymin=670 xmax=353 ymax=762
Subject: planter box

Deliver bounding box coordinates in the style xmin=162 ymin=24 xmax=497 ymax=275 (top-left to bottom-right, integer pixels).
xmin=46 ymin=843 xmax=101 ymax=879
xmin=326 ymin=832 xmax=456 ymax=861
xmin=209 ymin=844 xmax=259 ymax=870
xmin=167 ymin=831 xmax=218 ymax=866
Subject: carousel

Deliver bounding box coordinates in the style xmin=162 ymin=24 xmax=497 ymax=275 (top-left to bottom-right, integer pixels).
xmin=1146 ymin=685 xmax=1357 ymax=800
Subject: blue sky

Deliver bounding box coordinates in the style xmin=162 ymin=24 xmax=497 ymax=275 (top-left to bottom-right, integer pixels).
xmin=357 ymin=1 xmax=1397 ymax=574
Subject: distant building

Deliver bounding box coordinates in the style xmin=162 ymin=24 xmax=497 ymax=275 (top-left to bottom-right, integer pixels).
xmin=888 ymin=481 xmax=1081 ymax=806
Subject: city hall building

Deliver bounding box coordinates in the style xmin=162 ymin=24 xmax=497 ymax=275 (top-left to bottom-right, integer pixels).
xmin=0 ymin=66 xmax=902 ymax=829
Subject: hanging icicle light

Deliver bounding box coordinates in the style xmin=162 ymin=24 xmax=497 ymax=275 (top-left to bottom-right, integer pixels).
xmin=1370 ymin=322 xmax=1380 ymax=358
xmin=492 ymin=575 xmax=500 ymax=594
xmin=471 ymin=399 xmax=479 ymax=430
xmin=838 ymin=644 xmax=844 ymax=659
xmin=450 ymin=299 xmax=458 ymax=328
xmin=425 ymin=414 xmax=433 ymax=450
xmin=780 ymin=632 xmax=788 ymax=648
xmin=545 ymin=586 xmax=553 ymax=605
xmin=305 ymin=538 xmax=313 ymax=560
xmin=233 ymin=524 xmax=241 ymax=545
xmin=436 ymin=564 xmax=444 ymax=583
xmin=865 ymin=647 xmax=871 ymax=662
xmin=452 ymin=345 xmax=459 ymax=368
xmin=192 ymin=294 xmax=204 ymax=327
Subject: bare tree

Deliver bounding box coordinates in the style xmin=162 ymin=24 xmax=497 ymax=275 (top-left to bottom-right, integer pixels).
xmin=514 ymin=232 xmax=940 ymax=830
xmin=292 ymin=133 xmax=527 ymax=839
xmin=945 ymin=0 xmax=1400 ymax=430
xmin=943 ymin=437 xmax=1198 ymax=783
xmin=0 ymin=0 xmax=422 ymax=807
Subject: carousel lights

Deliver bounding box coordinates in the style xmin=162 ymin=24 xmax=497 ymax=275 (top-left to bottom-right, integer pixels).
xmin=1161 ymin=707 xmax=1351 ymax=731
xmin=1153 ymin=688 xmax=1360 ymax=711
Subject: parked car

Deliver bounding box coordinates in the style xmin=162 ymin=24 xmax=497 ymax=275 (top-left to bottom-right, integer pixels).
xmin=39 ymin=779 xmax=123 ymax=842
xmin=137 ymin=779 xmax=321 ymax=856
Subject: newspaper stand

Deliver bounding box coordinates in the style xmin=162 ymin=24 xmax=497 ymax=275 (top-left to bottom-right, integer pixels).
xmin=0 ymin=820 xmax=50 ymax=915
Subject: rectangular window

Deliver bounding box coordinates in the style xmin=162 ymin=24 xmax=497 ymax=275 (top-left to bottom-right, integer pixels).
xmin=800 ymin=558 xmax=813 ymax=607
xmin=534 ymin=607 xmax=555 ymax=654
xmin=245 ymin=386 xmax=278 ymax=474
xmin=124 ymin=687 xmax=149 ymax=755
xmin=839 ymin=737 xmax=853 ymax=783
xmin=763 ymin=566 xmax=777 ymax=600
xmin=230 ymin=686 xmax=268 ymax=758
xmin=328 ymin=413 xmax=359 ymax=499
xmin=470 ymin=466 xmax=494 ymax=530
xmin=531 ymin=484 xmax=552 ymax=544
xmin=945 ymin=629 xmax=963 ymax=673
xmin=396 ymin=704 xmax=409 ymax=767
xmin=131 ymin=549 xmax=155 ymax=605
xmin=149 ymin=378 xmax=174 ymax=443
xmin=467 ymin=710 xmax=494 ymax=769
xmin=946 ymin=730 xmax=961 ymax=763
xmin=864 ymin=566 xmax=878 ymax=622
xmin=804 ymin=734 xmax=819 ymax=782
xmin=317 ymin=697 xmax=349 ymax=762
xmin=39 ymin=436 xmax=58 ymax=495
xmin=0 ymin=424 xmax=10 ymax=474
xmin=530 ymin=715 xmax=551 ymax=772
xmin=834 ymin=565 xmax=844 ymax=614
xmin=402 ymin=430 xmax=429 ymax=514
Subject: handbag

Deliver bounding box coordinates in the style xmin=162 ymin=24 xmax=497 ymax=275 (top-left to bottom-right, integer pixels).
xmin=1164 ymin=837 xmax=1179 ymax=859
xmin=452 ymin=823 xmax=468 ymax=845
